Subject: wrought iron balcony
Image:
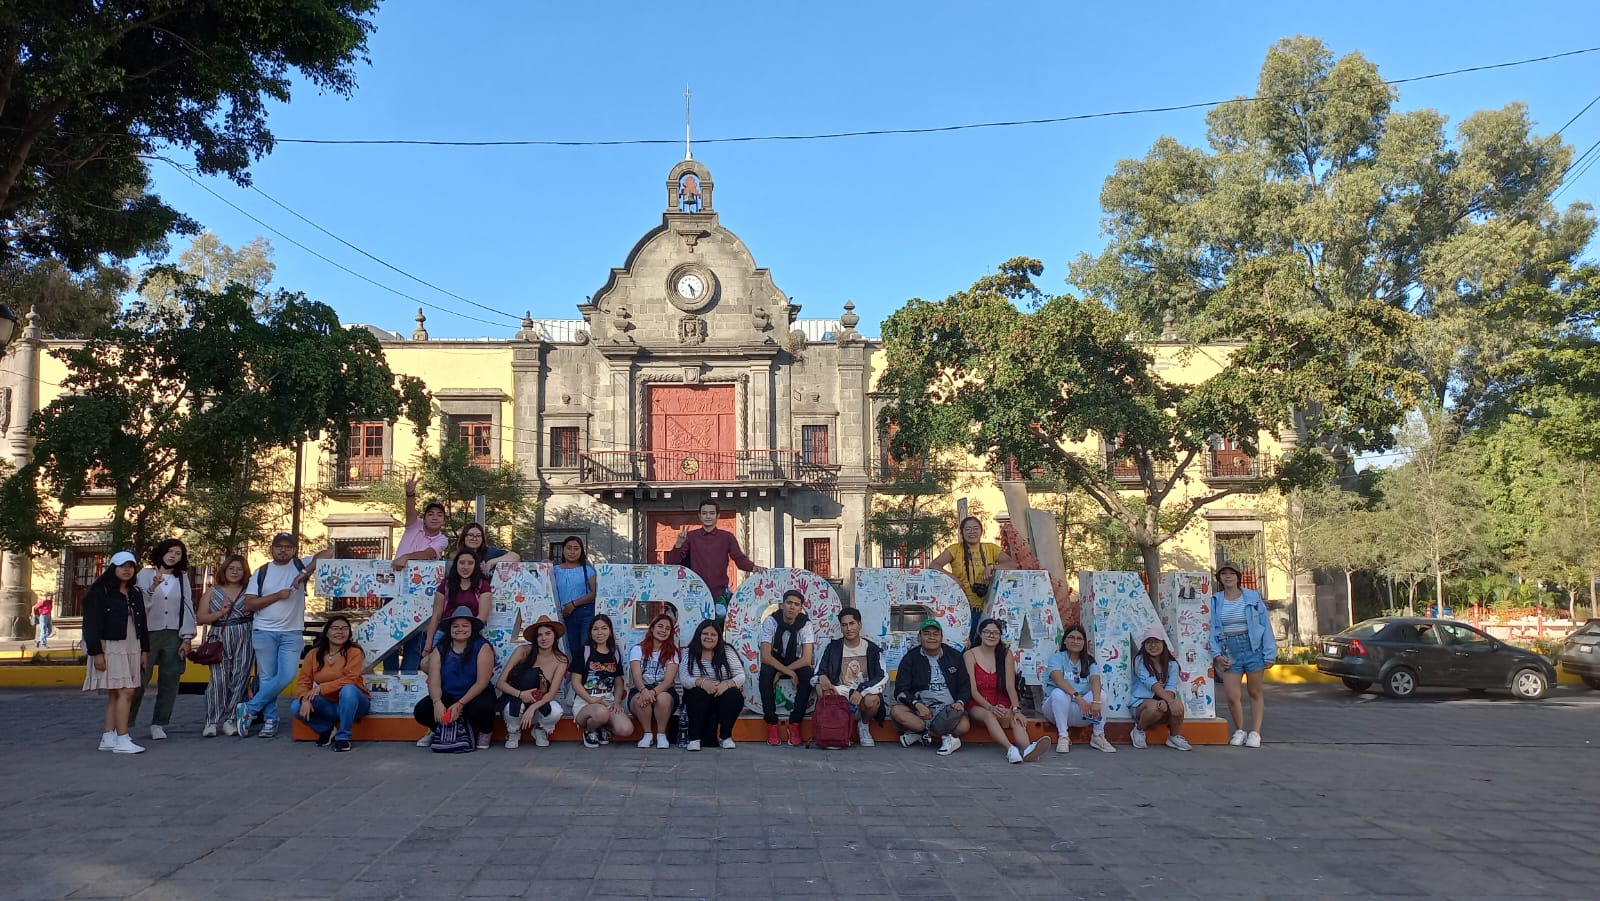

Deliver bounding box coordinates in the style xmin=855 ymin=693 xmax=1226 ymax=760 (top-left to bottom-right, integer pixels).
xmin=321 ymin=459 xmax=393 ymax=492
xmin=577 ymin=449 xmax=833 ymax=488
xmin=1202 ymin=451 xmax=1274 ymax=483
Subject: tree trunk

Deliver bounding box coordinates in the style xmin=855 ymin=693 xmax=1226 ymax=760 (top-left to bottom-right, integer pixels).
xmin=1138 ymin=541 xmax=1161 ymax=603
xmin=1344 ymin=568 xmax=1355 ymax=628
xmin=1433 ymin=556 xmax=1444 ymax=618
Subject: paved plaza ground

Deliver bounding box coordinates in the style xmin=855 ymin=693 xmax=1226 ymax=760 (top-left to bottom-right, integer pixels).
xmin=3 ymin=682 xmax=1597 ymax=900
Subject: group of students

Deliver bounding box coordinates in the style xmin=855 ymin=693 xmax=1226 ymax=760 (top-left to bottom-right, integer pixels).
xmin=78 ymin=482 xmax=1277 ymax=755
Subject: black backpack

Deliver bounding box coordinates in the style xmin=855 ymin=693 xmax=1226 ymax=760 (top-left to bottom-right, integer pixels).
xmin=254 ymin=558 xmax=307 ymax=595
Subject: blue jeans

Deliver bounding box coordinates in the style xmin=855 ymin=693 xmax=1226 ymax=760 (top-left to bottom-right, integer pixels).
xmin=291 ymin=684 xmax=371 ymax=740
xmin=380 ymin=632 xmax=424 ymax=674
xmin=36 ymin=614 xmax=51 ymax=647
xmin=563 ymin=604 xmax=594 ymax=658
xmin=245 ymin=630 xmax=302 ymax=722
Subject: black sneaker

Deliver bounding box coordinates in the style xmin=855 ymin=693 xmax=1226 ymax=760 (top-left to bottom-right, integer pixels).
xmin=598 ymin=727 xmax=611 ymax=745
xmin=583 ymin=731 xmax=600 ymax=748
xmin=332 ymin=739 xmax=352 ymax=752
xmin=316 ymin=729 xmax=334 ymax=747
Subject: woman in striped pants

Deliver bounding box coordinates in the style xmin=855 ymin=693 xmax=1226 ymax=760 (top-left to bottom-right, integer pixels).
xmin=199 ymin=555 xmax=258 ymax=737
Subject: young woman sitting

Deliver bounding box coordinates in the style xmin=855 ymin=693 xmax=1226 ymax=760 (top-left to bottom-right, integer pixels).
xmin=1043 ymin=624 xmax=1114 ymax=753
xmin=1130 ymin=627 xmax=1190 ymax=751
xmin=413 ymin=607 xmax=497 ymax=750
xmin=963 ymin=617 xmax=1047 ymax=763
xmin=679 ymin=619 xmax=746 ymax=750
xmin=496 ymin=616 xmax=569 ymax=749
xmin=291 ymin=615 xmax=370 ymax=752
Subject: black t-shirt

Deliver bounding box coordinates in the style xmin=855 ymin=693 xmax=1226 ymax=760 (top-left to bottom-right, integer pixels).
xmin=576 ymin=646 xmax=620 ymax=698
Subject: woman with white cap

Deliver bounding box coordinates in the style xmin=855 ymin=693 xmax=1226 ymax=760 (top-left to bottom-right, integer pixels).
xmin=81 ymin=551 xmax=150 ymax=754
xmin=495 ymin=616 xmax=569 ymax=749
xmin=1129 ymin=626 xmax=1190 ymax=751
xmin=1209 ymin=564 xmax=1275 ymax=748
xmin=413 ymin=606 xmax=497 ymax=750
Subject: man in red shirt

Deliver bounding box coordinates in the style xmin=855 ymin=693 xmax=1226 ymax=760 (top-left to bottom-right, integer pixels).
xmin=664 ymin=500 xmax=765 ymax=620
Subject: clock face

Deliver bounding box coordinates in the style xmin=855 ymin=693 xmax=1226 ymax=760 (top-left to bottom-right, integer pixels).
xmin=676 ymin=274 xmax=705 ymax=300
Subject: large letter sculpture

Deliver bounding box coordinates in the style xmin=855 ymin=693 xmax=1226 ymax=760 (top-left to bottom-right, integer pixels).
xmin=1157 ymin=572 xmax=1217 ymax=718
xmin=1077 ymin=571 xmax=1174 ymax=720
xmin=850 ymin=567 xmax=971 ymax=679
xmin=592 ymin=564 xmax=716 ymax=653
xmin=983 ymin=569 xmax=1063 ymax=686
xmin=724 ymin=568 xmax=843 ymax=715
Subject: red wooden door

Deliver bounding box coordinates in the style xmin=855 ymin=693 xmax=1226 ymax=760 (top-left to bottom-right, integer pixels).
xmin=648 ymin=511 xmax=740 ymax=591
xmin=648 ymin=385 xmax=736 ymax=481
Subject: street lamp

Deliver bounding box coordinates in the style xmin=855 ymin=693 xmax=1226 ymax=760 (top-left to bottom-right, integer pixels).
xmin=0 ymin=303 xmax=19 ymax=354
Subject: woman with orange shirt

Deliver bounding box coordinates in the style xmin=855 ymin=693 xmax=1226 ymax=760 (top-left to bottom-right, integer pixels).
xmin=291 ymin=616 xmax=370 ymax=752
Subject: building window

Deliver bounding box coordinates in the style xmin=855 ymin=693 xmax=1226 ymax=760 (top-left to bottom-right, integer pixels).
xmin=1214 ymin=531 xmax=1265 ymax=594
xmin=455 ymin=416 xmax=494 ymax=466
xmin=61 ymin=546 xmax=111 ymax=618
xmin=338 ymin=421 xmax=387 ymax=487
xmin=550 ymin=426 xmax=581 ymax=468
xmin=332 ymin=538 xmax=387 ymax=559
xmin=882 ymin=546 xmax=928 ymax=568
xmin=803 ymin=537 xmax=832 ymax=579
xmin=801 ymin=425 xmax=831 ymax=466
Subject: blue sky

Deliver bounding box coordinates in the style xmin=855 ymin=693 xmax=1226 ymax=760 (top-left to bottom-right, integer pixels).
xmin=147 ymin=1 xmax=1600 ymax=339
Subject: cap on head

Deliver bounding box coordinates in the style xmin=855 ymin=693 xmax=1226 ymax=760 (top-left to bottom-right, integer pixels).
xmin=271 ymin=532 xmax=297 ymax=547
xmin=109 ymin=550 xmax=137 ymax=567
xmin=1139 ymin=625 xmax=1166 ymax=644
xmin=919 ymin=618 xmax=943 ymax=633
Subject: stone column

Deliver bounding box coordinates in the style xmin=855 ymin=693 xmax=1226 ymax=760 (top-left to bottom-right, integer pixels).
xmin=0 ymin=309 xmax=42 ymax=641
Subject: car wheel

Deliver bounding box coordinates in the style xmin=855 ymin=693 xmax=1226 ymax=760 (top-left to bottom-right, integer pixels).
xmin=1510 ymin=668 xmax=1548 ymax=700
xmin=1341 ymin=678 xmax=1371 ymax=693
xmin=1582 ymin=676 xmax=1600 ymax=691
xmin=1383 ymin=667 xmax=1417 ymax=699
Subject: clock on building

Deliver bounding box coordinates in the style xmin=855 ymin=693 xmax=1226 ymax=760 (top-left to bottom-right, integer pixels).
xmin=667 ymin=264 xmax=717 ymax=313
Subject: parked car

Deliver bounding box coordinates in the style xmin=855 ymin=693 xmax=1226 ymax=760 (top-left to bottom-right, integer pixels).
xmin=1558 ymin=619 xmax=1600 ymax=689
xmin=1316 ymin=617 xmax=1556 ymax=700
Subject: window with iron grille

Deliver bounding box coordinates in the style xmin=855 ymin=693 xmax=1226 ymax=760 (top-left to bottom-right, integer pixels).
xmin=801 ymin=425 xmax=830 ymax=466
xmin=333 ymin=538 xmax=387 ymax=559
xmin=61 ymin=546 xmax=110 ymax=618
xmin=550 ymin=426 xmax=581 ymax=468
xmin=1214 ymin=531 xmax=1265 ymax=594
xmin=803 ymin=537 xmax=832 ymax=579
xmin=455 ymin=417 xmax=495 ymax=465
xmin=882 ymin=546 xmax=928 ymax=568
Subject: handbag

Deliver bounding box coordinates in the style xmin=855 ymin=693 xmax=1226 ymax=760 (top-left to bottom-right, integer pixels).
xmin=186 ymin=586 xmax=244 ymax=665
xmin=431 ymin=710 xmax=477 ymax=753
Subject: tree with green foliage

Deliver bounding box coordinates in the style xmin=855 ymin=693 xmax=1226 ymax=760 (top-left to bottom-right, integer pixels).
xmin=1297 ymin=483 xmax=1384 ymax=628
xmin=1069 ymin=36 xmax=1594 ymax=436
xmin=0 ymin=276 xmax=428 ymax=556
xmin=0 ymin=1 xmax=381 ymax=307
xmin=138 ymin=231 xmax=277 ymax=321
xmin=876 ymin=258 xmax=1414 ymax=602
xmin=0 ymin=258 xmax=129 ymax=338
xmin=1371 ymin=411 xmax=1487 ymax=613
xmin=360 ymin=435 xmax=540 ymax=549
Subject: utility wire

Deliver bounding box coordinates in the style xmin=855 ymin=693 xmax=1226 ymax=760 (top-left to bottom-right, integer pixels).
xmin=151 ymin=156 xmax=520 ymax=329
xmin=264 ymin=46 xmax=1600 ymax=148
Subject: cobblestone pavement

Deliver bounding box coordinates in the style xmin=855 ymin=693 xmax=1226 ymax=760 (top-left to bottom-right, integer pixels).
xmin=3 ymin=682 xmax=1598 ymax=900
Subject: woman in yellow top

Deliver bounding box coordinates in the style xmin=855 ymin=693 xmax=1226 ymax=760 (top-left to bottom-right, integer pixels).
xmin=291 ymin=616 xmax=370 ymax=752
xmin=931 ymin=516 xmax=1014 ymax=649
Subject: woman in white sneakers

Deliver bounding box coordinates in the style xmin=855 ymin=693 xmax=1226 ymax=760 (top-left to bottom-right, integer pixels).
xmin=679 ymin=619 xmax=745 ymax=750
xmin=1129 ymin=627 xmax=1190 ymax=751
xmin=81 ymin=552 xmax=149 ymax=754
xmin=963 ymin=618 xmax=1048 ymax=764
xmin=628 ymin=612 xmax=680 ymax=749
xmin=1209 ymin=564 xmax=1276 ymax=748
xmin=496 ymin=616 xmax=568 ymax=749
xmin=1043 ymin=624 xmax=1115 ymax=753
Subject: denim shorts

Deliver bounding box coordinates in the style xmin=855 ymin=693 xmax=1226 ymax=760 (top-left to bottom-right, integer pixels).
xmin=1219 ymin=632 xmax=1266 ymax=674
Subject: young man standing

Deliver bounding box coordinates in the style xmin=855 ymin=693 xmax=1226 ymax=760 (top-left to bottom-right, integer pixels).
xmin=664 ymin=500 xmax=765 ymax=620
xmin=758 ymin=589 xmax=816 ymax=747
xmin=814 ymin=606 xmax=888 ymax=747
xmin=236 ymin=533 xmax=332 ymax=738
xmin=890 ymin=619 xmax=971 ymax=756
xmin=381 ymin=475 xmax=450 ymax=674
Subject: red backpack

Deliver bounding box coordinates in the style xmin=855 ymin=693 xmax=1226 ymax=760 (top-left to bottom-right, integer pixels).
xmin=810 ymin=692 xmax=855 ymax=749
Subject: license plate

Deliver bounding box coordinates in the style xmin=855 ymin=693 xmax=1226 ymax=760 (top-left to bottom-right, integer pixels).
xmin=1323 ymin=643 xmax=1340 ymax=656
xmin=1582 ymin=645 xmax=1594 ymax=654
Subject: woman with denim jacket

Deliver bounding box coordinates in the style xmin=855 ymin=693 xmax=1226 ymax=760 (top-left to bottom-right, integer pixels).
xmin=1129 ymin=627 xmax=1190 ymax=751
xmin=1208 ymin=564 xmax=1276 ymax=748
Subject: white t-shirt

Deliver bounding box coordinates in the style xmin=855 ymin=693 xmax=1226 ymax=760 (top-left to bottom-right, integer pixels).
xmin=248 ymin=556 xmax=315 ymax=633
xmin=759 ymin=615 xmax=816 ymax=656
xmin=629 ymin=643 xmax=673 ymax=687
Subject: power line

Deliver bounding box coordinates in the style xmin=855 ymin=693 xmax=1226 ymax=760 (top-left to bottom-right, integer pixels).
xmin=264 ymin=46 xmax=1600 ymax=148
xmin=150 ymin=157 xmax=520 ymax=330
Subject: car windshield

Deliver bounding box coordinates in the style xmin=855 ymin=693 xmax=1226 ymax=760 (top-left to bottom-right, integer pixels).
xmin=1340 ymin=621 xmax=1387 ymax=639
xmin=1572 ymin=621 xmax=1600 ymax=638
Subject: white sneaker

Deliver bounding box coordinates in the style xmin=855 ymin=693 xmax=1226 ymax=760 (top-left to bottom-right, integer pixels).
xmin=899 ymin=732 xmax=922 ymax=748
xmin=113 ymin=734 xmax=145 ymax=754
xmin=1229 ymin=729 xmax=1247 ymax=746
xmin=687 ymin=739 xmax=702 ymax=751
xmin=149 ymin=724 xmax=167 ymax=740
xmin=417 ymin=734 xmax=434 ymax=747
xmin=1245 ymin=731 xmax=1261 ymax=748
xmin=936 ymin=735 xmax=961 ymax=756
xmin=857 ymin=721 xmax=875 ymax=747
xmin=637 ymin=734 xmax=655 ymax=749
xmin=504 ymin=732 xmax=520 ymax=749
xmin=1131 ymin=728 xmax=1148 ymax=749
xmin=202 ymin=724 xmax=218 ymax=738
xmin=220 ymin=720 xmax=237 ymax=736
xmin=98 ymin=731 xmax=117 ymax=751
xmin=719 ymin=738 xmax=736 ymax=749
xmin=1055 ymin=734 xmax=1071 ymax=753
xmin=533 ymin=728 xmax=550 ymax=748
xmin=1165 ymin=734 xmax=1192 ymax=751
xmin=1089 ymin=733 xmax=1117 ymax=753
xmin=655 ymin=733 xmax=669 ymax=749
xmin=1006 ymin=745 xmax=1023 ymax=764
xmin=1022 ymin=740 xmax=1049 ymax=762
